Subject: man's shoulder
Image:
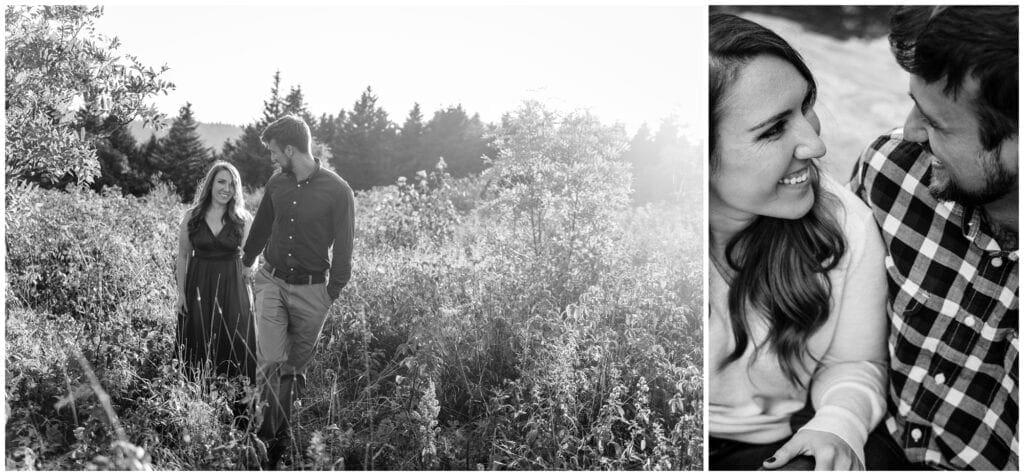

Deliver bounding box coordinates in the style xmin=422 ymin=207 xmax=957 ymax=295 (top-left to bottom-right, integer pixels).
xmin=860 ymin=128 xmax=928 ymax=180
xmin=316 ymin=167 xmax=354 ymax=198
xmin=855 ymin=128 xmax=937 ymax=213
xmin=265 ymin=170 xmax=287 ymax=188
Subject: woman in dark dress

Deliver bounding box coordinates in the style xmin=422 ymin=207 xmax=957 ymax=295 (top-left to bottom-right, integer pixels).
xmin=174 ymin=161 xmax=257 ymax=383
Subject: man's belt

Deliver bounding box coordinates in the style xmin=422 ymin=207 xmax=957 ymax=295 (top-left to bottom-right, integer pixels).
xmin=263 ymin=264 xmax=325 ymax=285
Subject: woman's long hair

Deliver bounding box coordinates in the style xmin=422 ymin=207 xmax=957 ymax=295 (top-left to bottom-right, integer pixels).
xmin=187 ymin=161 xmax=251 ymax=243
xmin=709 ymin=13 xmax=846 ymax=387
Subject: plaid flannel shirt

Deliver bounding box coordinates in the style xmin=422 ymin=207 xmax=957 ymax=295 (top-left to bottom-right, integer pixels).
xmin=851 ymin=129 xmax=1019 ymax=470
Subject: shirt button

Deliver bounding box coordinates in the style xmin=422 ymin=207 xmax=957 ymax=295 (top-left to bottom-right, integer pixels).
xmin=965 ymin=316 xmax=976 ymax=327
xmin=934 ymin=373 xmax=946 ymax=385
xmin=289 ymin=235 xmax=293 ymax=239
xmin=290 ymin=218 xmax=295 ymax=222
xmin=292 ymin=201 xmax=297 ymax=205
xmin=288 ymin=253 xmax=292 ymax=257
xmin=1009 ymin=251 xmax=1018 ymax=261
xmin=911 ymin=428 xmax=922 ymax=442
xmin=992 ymin=257 xmax=1003 ymax=268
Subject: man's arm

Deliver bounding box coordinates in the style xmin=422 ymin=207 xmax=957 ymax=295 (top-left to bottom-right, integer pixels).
xmin=242 ymin=184 xmax=275 ymax=268
xmin=849 ymin=145 xmax=872 ymax=203
xmin=326 ymin=183 xmax=355 ymax=301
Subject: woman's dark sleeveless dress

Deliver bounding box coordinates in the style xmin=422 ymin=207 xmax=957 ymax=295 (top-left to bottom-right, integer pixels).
xmin=176 ymin=219 xmax=256 ymax=383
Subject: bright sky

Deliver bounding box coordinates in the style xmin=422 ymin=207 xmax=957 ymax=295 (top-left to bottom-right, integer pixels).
xmin=93 ymin=5 xmax=702 ymax=138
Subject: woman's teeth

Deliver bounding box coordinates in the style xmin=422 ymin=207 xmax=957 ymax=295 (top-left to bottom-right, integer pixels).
xmin=779 ymin=169 xmax=809 ymax=185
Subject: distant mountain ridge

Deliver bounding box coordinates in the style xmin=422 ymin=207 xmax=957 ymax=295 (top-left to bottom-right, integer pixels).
xmin=128 ymin=120 xmax=243 ymax=152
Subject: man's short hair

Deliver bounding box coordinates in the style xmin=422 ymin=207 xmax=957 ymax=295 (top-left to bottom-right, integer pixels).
xmin=261 ymin=115 xmax=311 ymax=154
xmin=889 ymin=6 xmax=1018 ymax=151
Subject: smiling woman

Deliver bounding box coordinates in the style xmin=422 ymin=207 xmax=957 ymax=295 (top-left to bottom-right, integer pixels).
xmin=710 ymin=54 xmax=823 ymax=222
xmin=707 ymin=13 xmax=896 ymax=471
xmin=175 ymin=161 xmax=257 ymax=386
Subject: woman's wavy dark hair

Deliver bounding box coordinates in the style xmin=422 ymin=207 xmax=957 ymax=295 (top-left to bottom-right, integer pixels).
xmin=709 ymin=13 xmax=846 ymax=387
xmin=187 ymin=161 xmax=250 ymax=243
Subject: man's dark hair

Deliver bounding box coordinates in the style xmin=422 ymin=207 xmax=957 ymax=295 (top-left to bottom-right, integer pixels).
xmin=890 ymin=6 xmax=1018 ymax=150
xmin=261 ymin=115 xmax=311 ymax=154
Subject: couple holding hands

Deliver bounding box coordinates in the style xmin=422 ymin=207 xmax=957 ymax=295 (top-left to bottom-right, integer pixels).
xmin=709 ymin=6 xmax=1017 ymax=471
xmin=173 ymin=115 xmax=354 ymax=469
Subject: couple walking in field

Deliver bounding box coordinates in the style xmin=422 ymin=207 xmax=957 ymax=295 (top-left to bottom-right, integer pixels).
xmin=174 ymin=115 xmax=354 ymax=469
xmin=708 ymin=5 xmax=1017 ymax=471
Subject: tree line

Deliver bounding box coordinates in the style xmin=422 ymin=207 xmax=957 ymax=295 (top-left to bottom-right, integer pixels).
xmin=91 ymin=72 xmax=696 ymax=205
xmin=6 ymin=5 xmax=696 ymax=205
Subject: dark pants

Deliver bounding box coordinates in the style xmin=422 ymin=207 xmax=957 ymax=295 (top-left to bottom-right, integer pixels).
xmin=711 ymin=404 xmax=926 ymax=471
xmin=710 ymin=425 xmax=919 ymax=470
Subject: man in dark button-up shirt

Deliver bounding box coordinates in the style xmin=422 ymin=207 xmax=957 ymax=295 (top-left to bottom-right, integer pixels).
xmin=242 ymin=115 xmax=354 ymax=469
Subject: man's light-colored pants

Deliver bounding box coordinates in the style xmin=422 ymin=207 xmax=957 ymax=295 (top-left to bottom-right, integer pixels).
xmin=252 ymin=266 xmax=333 ymax=441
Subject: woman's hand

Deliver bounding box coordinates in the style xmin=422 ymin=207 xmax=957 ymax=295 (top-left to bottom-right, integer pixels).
xmin=762 ymin=429 xmax=863 ymax=471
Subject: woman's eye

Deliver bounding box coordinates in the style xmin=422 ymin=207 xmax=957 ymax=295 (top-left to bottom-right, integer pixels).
xmin=759 ymin=120 xmax=787 ymax=141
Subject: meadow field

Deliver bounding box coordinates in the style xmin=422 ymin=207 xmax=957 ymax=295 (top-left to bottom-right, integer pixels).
xmin=5 ymin=107 xmax=703 ymax=470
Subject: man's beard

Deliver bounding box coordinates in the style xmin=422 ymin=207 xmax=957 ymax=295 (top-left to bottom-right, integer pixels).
xmin=279 ymin=156 xmax=293 ymax=174
xmin=928 ymin=145 xmax=1017 ymax=206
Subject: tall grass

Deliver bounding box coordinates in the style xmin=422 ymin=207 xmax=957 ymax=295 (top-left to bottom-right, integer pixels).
xmin=5 ymin=107 xmax=703 ymax=470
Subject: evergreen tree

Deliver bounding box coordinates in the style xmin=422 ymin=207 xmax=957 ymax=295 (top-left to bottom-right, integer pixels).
xmin=622 ymin=122 xmax=654 ymax=201
xmin=393 ymin=103 xmax=425 ymax=180
xmin=623 ymin=119 xmax=694 ymax=204
xmin=280 ymin=85 xmax=333 ymax=161
xmin=284 ymin=86 xmax=318 ymax=128
xmin=91 ymin=119 xmax=159 ymax=196
xmin=222 ymin=71 xmax=284 ymax=189
xmin=330 ymin=86 xmax=397 ymax=190
xmin=420 ymin=106 xmax=494 ymax=178
xmin=314 ymin=112 xmax=341 ymax=150
xmin=222 ymin=73 xmax=330 ymax=189
xmin=263 ymin=70 xmax=284 ymax=122
xmin=154 ymin=102 xmax=212 ymax=202
xmin=141 ymin=134 xmax=161 ymax=165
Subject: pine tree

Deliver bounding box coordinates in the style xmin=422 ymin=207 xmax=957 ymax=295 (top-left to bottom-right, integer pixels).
xmin=263 ymin=70 xmax=284 ymax=123
xmin=141 ymin=134 xmax=161 ymax=167
xmin=221 ymin=72 xmax=284 ymax=189
xmin=221 ymin=72 xmax=330 ymax=189
xmin=393 ymin=103 xmax=425 ymax=180
xmin=91 ymin=119 xmax=160 ymax=196
xmin=314 ymin=111 xmax=342 ymax=153
xmin=154 ymin=102 xmax=212 ymax=202
xmin=420 ymin=106 xmax=494 ymax=178
xmin=330 ymin=86 xmax=397 ymax=190
xmin=623 ymin=119 xmax=693 ymax=204
xmin=283 ymin=86 xmax=318 ymax=128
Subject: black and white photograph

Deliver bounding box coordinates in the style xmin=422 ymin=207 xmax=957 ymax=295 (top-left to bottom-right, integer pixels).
xmin=4 ymin=3 xmax=703 ymax=471
xmin=707 ymin=5 xmax=1018 ymax=471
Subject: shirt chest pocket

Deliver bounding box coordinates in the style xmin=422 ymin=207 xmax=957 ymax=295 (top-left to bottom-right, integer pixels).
xmin=892 ymin=277 xmax=1017 ymax=418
